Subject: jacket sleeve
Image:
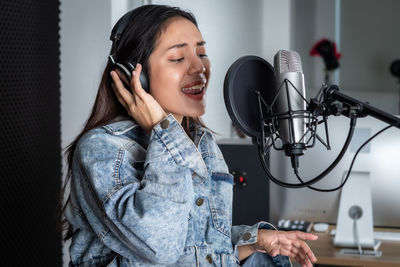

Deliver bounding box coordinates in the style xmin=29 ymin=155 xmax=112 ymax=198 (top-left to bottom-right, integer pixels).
xmin=231 ymin=221 xmax=276 ymax=247
xmin=73 ymin=115 xmax=206 ymax=265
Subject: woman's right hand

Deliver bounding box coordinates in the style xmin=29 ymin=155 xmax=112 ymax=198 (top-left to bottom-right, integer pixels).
xmin=252 ymin=229 xmax=318 ymax=267
xmin=111 ymin=64 xmax=167 ymax=133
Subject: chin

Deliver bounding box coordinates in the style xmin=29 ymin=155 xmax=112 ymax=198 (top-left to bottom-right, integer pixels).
xmin=189 ymin=108 xmax=205 ymax=117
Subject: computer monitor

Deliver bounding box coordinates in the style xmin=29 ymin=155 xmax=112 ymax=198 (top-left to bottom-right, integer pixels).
xmin=269 ymin=115 xmax=400 ymax=228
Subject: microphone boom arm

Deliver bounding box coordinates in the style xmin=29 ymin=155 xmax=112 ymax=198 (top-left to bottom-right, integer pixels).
xmin=324 ymin=85 xmax=400 ymax=128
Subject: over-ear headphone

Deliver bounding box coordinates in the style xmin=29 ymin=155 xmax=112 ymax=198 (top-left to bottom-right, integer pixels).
xmin=109 ymin=10 xmax=150 ymax=92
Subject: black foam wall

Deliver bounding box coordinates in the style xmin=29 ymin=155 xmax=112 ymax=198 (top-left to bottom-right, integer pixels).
xmin=0 ymin=1 xmax=61 ymax=266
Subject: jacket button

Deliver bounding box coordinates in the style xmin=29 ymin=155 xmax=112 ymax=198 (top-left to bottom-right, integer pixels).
xmin=242 ymin=232 xmax=251 ymax=241
xmin=206 ymin=254 xmax=213 ymax=264
xmin=160 ymin=119 xmax=170 ymax=129
xmin=196 ymin=197 xmax=204 ymax=206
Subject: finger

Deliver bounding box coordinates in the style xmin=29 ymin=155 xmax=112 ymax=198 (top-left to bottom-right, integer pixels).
xmin=291 ymin=252 xmax=310 ymax=267
xmin=296 ymin=250 xmax=310 ymax=266
xmin=111 ymin=83 xmax=136 ymax=117
xmin=306 ymin=249 xmax=317 ymax=263
xmin=268 ymin=246 xmax=279 ymax=257
xmin=285 ymin=243 xmax=311 ymax=265
xmin=130 ymin=63 xmax=148 ymax=97
xmin=280 ymin=246 xmax=293 ymax=257
xmin=292 ymin=251 xmax=310 ymax=267
xmin=301 ymin=257 xmax=313 ymax=267
xmin=294 ymin=255 xmax=309 ymax=267
xmin=294 ymin=241 xmax=317 ymax=264
xmin=291 ymin=231 xmax=318 ymax=241
xmin=293 ymin=255 xmax=306 ymax=267
xmin=300 ymin=241 xmax=317 ymax=263
xmin=111 ymin=71 xmax=135 ymax=106
xmin=288 ymin=245 xmax=299 ymax=256
xmin=111 ymin=82 xmax=128 ymax=109
xmin=294 ymin=255 xmax=302 ymax=265
xmin=285 ymin=246 xmax=306 ymax=263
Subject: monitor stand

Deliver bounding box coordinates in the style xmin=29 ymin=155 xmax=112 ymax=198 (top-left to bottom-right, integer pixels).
xmin=334 ymin=171 xmax=382 ymax=257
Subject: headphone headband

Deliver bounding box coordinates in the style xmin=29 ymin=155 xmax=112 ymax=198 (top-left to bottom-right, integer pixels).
xmin=110 ymin=10 xmax=136 ymax=42
xmin=109 ymin=9 xmax=149 ymax=92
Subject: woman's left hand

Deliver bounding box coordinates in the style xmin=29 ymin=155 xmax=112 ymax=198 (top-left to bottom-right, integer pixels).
xmin=252 ymin=229 xmax=318 ymax=267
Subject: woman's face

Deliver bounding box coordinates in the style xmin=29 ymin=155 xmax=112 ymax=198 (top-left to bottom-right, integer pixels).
xmin=148 ymin=17 xmax=210 ymax=123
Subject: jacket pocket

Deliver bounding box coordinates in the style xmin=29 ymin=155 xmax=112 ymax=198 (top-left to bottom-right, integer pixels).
xmin=209 ymin=172 xmax=233 ymax=238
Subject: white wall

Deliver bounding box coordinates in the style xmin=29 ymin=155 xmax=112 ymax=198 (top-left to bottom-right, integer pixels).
xmin=60 ymin=0 xmax=111 ymax=149
xmin=60 ymin=0 xmax=112 ymax=265
xmin=60 ymin=1 xmax=291 ymax=265
xmin=262 ymin=0 xmax=291 ymax=63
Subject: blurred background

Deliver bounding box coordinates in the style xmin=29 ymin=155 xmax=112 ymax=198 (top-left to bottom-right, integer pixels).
xmin=1 ymin=0 xmax=399 ymax=266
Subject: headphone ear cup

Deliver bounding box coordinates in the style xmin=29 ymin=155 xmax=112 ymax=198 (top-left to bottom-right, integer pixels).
xmin=139 ymin=70 xmax=149 ymax=93
xmin=129 ymin=62 xmax=149 ymax=93
xmin=111 ymin=62 xmax=150 ymax=93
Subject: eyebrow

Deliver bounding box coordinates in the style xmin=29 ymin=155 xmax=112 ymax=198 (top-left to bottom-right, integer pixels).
xmin=167 ymin=41 xmax=206 ymax=50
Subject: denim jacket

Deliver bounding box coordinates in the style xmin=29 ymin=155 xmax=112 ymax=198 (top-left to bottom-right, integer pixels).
xmin=65 ymin=114 xmax=290 ymax=266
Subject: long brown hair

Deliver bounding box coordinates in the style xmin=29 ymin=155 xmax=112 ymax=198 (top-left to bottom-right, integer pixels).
xmin=60 ymin=5 xmax=206 ymax=240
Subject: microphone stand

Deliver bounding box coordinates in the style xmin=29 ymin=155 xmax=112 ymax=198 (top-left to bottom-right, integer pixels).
xmin=324 ymin=85 xmax=400 ymax=128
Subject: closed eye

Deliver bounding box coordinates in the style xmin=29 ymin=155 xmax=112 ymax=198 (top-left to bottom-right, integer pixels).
xmin=169 ymin=57 xmax=185 ymax=63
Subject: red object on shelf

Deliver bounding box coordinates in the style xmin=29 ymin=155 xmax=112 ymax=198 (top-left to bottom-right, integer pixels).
xmin=310 ymin=38 xmax=341 ymax=59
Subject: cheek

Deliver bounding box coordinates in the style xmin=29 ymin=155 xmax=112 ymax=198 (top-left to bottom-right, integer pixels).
xmin=149 ymin=66 xmax=183 ymax=102
xmin=152 ymin=61 xmax=185 ymax=84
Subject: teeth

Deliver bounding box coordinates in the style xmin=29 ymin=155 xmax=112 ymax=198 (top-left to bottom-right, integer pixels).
xmin=182 ymin=84 xmax=205 ymax=92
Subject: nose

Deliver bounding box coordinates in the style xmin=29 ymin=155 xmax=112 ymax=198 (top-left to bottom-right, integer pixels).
xmin=188 ymin=54 xmax=206 ymax=75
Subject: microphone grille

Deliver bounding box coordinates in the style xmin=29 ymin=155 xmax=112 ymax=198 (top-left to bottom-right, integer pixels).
xmin=275 ymin=50 xmax=303 ymax=73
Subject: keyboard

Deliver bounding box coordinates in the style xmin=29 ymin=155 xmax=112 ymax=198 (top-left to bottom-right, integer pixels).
xmin=374 ymin=231 xmax=400 ymax=241
xmin=277 ymin=219 xmax=312 ymax=232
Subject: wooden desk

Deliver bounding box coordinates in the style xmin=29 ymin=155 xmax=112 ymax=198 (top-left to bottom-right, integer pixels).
xmin=306 ymin=225 xmax=400 ymax=267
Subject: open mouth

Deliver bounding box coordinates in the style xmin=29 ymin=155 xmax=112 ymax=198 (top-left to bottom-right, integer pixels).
xmin=182 ymin=84 xmax=205 ymax=95
xmin=181 ymin=83 xmax=206 ymax=101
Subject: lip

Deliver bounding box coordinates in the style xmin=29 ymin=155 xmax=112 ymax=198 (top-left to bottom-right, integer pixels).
xmin=181 ymin=79 xmax=207 ymax=101
xmin=182 ymin=79 xmax=207 ymax=89
xmin=182 ymin=87 xmax=206 ymax=101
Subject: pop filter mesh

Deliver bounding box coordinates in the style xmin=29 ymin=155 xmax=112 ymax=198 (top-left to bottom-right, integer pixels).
xmin=224 ymin=56 xmax=275 ymax=139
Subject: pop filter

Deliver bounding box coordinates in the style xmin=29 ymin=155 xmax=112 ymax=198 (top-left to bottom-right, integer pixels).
xmin=390 ymin=59 xmax=400 ymax=78
xmin=224 ymin=55 xmax=275 ymax=140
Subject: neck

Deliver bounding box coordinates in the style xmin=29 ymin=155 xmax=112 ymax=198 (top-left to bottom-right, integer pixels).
xmin=172 ymin=114 xmax=183 ymax=124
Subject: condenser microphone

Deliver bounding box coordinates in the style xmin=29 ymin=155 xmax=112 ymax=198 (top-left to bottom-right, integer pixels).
xmin=273 ymin=50 xmax=307 ymax=169
xmin=224 ymin=51 xmax=400 ymax=189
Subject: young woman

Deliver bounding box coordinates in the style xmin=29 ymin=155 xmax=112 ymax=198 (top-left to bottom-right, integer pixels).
xmin=63 ymin=5 xmax=318 ymax=266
